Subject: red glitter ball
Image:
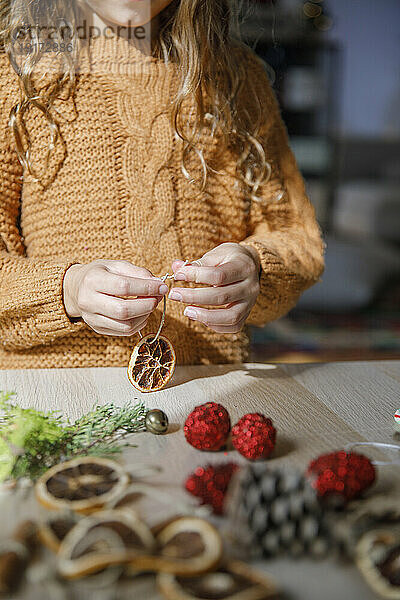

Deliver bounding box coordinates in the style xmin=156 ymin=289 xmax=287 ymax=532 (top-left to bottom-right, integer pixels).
xmin=185 ymin=462 xmax=239 ymax=515
xmin=231 ymin=413 xmax=276 ymax=460
xmin=184 ymin=402 xmax=231 ymax=451
xmin=307 ymin=450 xmax=376 ymax=503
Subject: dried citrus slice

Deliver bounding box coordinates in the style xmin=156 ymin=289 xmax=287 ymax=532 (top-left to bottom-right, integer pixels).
xmin=131 ymin=516 xmax=223 ymax=576
xmin=57 ymin=508 xmax=156 ymax=579
xmin=127 ymin=333 xmax=176 ymax=393
xmin=356 ymin=528 xmax=400 ymax=599
xmin=35 ymin=457 xmax=129 ymax=514
xmin=38 ymin=512 xmax=80 ymax=553
xmin=157 ymin=559 xmax=279 ymax=600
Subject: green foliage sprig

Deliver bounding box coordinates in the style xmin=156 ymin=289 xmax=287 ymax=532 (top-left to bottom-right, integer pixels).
xmin=0 ymin=390 xmax=147 ymax=482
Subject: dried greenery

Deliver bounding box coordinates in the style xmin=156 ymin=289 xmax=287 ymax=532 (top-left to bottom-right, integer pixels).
xmin=0 ymin=390 xmax=146 ymax=481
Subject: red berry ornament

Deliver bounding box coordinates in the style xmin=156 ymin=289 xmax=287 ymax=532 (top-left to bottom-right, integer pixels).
xmin=185 ymin=462 xmax=239 ymax=515
xmin=231 ymin=413 xmax=276 ymax=460
xmin=184 ymin=402 xmax=231 ymax=451
xmin=307 ymin=450 xmax=376 ymax=503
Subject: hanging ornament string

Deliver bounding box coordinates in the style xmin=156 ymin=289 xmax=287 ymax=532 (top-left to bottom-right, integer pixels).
xmin=128 ymin=259 xmax=199 ymax=393
xmin=138 ymin=259 xmax=193 ymax=344
xmin=344 ymin=441 xmax=400 ymax=466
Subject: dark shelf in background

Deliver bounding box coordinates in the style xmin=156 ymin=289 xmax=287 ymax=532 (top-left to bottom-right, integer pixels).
xmin=241 ymin=35 xmax=342 ymax=231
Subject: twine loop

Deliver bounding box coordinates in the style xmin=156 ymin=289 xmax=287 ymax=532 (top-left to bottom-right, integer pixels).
xmin=138 ymin=259 xmax=192 ymax=343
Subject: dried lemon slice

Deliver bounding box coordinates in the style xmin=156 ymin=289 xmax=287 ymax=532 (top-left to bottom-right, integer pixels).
xmin=127 ymin=333 xmax=176 ymax=393
xmin=35 ymin=457 xmax=129 ymax=514
xmin=157 ymin=559 xmax=279 ymax=600
xmin=57 ymin=508 xmax=156 ymax=579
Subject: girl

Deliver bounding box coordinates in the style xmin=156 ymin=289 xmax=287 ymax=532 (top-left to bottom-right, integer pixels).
xmin=0 ymin=0 xmax=325 ymax=368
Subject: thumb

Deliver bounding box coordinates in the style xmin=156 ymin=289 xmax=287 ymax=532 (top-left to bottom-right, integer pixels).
xmin=171 ymin=251 xmax=223 ymax=272
xmin=188 ymin=249 xmax=227 ymax=267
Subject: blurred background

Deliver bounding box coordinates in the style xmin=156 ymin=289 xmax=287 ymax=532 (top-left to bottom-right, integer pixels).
xmin=243 ymin=0 xmax=400 ymax=363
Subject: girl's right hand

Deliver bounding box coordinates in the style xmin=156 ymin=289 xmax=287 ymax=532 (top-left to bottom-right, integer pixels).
xmin=62 ymin=259 xmax=169 ymax=337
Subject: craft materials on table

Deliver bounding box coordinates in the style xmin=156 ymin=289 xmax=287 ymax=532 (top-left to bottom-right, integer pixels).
xmin=183 ymin=403 xmax=277 ymax=460
xmin=0 ymin=375 xmax=400 ymax=599
xmin=0 ymin=452 xmax=280 ymax=599
xmin=0 ymin=391 xmax=170 ymax=483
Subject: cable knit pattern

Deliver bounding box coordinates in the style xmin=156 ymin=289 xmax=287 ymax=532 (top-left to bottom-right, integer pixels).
xmin=0 ymin=35 xmax=325 ymax=368
xmin=118 ymin=90 xmax=180 ymax=271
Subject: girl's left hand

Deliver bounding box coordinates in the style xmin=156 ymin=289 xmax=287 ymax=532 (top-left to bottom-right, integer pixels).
xmin=168 ymin=242 xmax=261 ymax=333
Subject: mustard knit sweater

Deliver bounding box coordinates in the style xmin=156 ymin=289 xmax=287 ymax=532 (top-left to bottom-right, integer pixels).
xmin=0 ymin=34 xmax=325 ymax=369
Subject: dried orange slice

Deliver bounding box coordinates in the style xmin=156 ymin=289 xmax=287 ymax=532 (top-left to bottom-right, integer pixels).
xmin=57 ymin=508 xmax=156 ymax=579
xmin=157 ymin=559 xmax=279 ymax=600
xmin=57 ymin=511 xmax=223 ymax=580
xmin=35 ymin=457 xmax=129 ymax=515
xmin=127 ymin=333 xmax=176 ymax=393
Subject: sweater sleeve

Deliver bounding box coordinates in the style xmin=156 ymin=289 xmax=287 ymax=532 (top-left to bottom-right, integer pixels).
xmin=0 ymin=57 xmax=86 ymax=351
xmin=236 ymin=49 xmax=326 ymax=327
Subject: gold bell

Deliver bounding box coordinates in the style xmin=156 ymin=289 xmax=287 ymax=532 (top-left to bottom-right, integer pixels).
xmin=145 ymin=409 xmax=169 ymax=435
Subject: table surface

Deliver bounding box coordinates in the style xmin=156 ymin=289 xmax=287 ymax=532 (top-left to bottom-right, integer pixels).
xmin=1 ymin=360 xmax=399 ymax=600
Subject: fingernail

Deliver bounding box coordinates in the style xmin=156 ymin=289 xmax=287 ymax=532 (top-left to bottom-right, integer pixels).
xmin=168 ymin=290 xmax=182 ymax=301
xmin=159 ymin=284 xmax=169 ymax=294
xmin=174 ymin=272 xmax=186 ymax=281
xmin=184 ymin=307 xmax=197 ymax=319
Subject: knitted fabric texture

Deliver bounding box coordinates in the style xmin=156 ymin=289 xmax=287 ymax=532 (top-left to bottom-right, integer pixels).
xmin=0 ymin=35 xmax=325 ymax=368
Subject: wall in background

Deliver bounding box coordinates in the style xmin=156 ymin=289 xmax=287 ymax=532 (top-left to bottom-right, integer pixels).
xmin=326 ymin=0 xmax=400 ymax=138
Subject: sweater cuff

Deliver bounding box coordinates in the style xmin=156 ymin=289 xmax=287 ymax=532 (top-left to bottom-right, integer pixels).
xmin=1 ymin=259 xmax=88 ymax=351
xmin=238 ymin=239 xmax=304 ymax=327
xmin=34 ymin=261 xmax=86 ymax=341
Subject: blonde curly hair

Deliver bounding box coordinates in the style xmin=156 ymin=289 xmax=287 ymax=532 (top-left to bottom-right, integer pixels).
xmin=0 ymin=0 xmax=271 ymax=201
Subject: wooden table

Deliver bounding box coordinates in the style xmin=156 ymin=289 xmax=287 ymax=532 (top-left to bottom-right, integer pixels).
xmin=1 ymin=361 xmax=399 ymax=599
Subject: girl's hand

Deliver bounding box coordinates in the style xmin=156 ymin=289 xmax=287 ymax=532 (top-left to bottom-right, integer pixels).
xmin=62 ymin=260 xmax=168 ymax=336
xmin=168 ymin=242 xmax=261 ymax=333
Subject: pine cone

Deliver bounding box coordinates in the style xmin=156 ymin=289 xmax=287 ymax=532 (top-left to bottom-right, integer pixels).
xmin=227 ymin=463 xmax=336 ymax=559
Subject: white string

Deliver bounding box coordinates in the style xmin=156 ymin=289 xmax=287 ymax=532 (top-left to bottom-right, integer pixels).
xmin=138 ymin=259 xmax=193 ymax=343
xmin=344 ymin=441 xmax=400 ymax=466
